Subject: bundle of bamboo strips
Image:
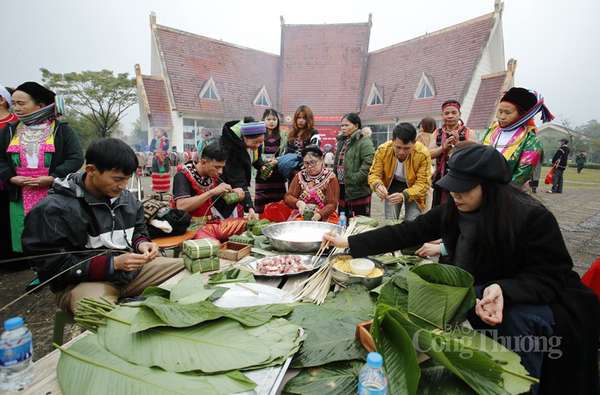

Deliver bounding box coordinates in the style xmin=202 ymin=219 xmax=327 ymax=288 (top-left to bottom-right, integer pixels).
xmin=292 ymin=219 xmax=359 ymax=304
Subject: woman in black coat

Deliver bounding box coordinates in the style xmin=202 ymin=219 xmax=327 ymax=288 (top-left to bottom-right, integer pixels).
xmin=325 ymin=144 xmax=599 ymax=395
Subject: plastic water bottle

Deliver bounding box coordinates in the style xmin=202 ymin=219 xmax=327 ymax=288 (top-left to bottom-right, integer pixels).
xmin=338 ymin=211 xmax=347 ymax=231
xmin=0 ymin=317 xmax=34 ymax=391
xmin=358 ymin=352 xmax=387 ymax=395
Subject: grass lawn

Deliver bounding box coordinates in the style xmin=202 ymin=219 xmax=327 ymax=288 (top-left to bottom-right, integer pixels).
xmin=541 ymin=166 xmax=600 ymax=189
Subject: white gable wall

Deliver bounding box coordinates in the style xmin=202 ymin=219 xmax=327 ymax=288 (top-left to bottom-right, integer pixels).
xmin=460 ymin=12 xmax=506 ymax=124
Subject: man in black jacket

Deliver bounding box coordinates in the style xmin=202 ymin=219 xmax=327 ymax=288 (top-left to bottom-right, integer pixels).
xmin=548 ymin=139 xmax=569 ymax=194
xmin=22 ymin=138 xmax=183 ymax=312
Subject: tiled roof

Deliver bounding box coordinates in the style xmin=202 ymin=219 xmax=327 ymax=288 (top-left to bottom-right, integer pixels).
xmin=360 ymin=13 xmax=495 ymax=121
xmin=467 ymin=72 xmax=507 ymax=130
xmin=141 ymin=75 xmax=172 ymax=129
xmin=155 ymin=25 xmax=280 ymax=120
xmin=279 ymin=22 xmax=371 ymax=117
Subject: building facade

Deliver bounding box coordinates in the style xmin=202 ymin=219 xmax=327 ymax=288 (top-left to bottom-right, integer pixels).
xmin=136 ymin=2 xmax=513 ymax=151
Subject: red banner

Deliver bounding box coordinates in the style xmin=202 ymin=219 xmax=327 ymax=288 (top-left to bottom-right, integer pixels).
xmin=316 ymin=125 xmax=339 ymax=148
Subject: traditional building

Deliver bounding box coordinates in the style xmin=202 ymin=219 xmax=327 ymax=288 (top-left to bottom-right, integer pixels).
xmin=136 ymin=2 xmax=513 ymax=150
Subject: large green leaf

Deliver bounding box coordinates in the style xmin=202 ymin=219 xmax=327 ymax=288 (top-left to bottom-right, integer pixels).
xmin=169 ymin=272 xmax=219 ymax=304
xmin=377 ymin=272 xmax=409 ymax=308
xmin=130 ymin=295 xmax=294 ymax=332
xmin=446 ymin=326 xmax=536 ymax=395
xmin=141 ymin=286 xmax=171 ymax=299
xmin=287 ymin=284 xmax=375 ymax=368
xmin=371 ymin=305 xmax=420 ymax=395
xmin=406 ymin=264 xmax=474 ymax=329
xmin=384 ymin=308 xmax=536 ymax=395
xmin=283 ymin=361 xmax=362 ymax=395
xmin=98 ymin=305 xmax=302 ymax=373
xmin=57 ymin=334 xmax=256 ymax=395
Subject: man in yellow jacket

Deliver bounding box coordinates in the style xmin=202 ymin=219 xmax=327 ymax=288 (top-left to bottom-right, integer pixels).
xmin=368 ymin=123 xmax=432 ymax=220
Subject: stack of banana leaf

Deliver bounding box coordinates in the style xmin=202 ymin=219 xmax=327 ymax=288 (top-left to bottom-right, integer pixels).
xmin=61 ymin=272 xmax=302 ymax=395
xmin=284 ymin=264 xmax=538 ymax=395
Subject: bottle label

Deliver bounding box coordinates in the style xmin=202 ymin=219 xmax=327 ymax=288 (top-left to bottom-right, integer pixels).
xmin=0 ymin=340 xmax=33 ymax=367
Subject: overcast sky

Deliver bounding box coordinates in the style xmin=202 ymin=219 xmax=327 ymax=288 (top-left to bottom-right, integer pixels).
xmin=2 ymin=0 xmax=599 ymax=132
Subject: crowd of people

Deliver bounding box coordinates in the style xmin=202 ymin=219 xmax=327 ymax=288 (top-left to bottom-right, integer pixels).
xmin=0 ymin=81 xmax=598 ymax=394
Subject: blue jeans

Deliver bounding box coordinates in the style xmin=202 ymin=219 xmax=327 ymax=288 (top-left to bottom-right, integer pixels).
xmin=469 ymin=287 xmax=555 ymax=395
xmin=551 ymin=168 xmax=564 ymax=193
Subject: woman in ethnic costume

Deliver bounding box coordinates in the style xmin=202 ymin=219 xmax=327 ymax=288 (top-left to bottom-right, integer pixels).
xmin=285 ymin=145 xmax=339 ymax=222
xmin=482 ymin=87 xmax=550 ymax=187
xmin=254 ymin=109 xmax=287 ymax=213
xmin=0 ymin=86 xmax=19 ymax=260
xmin=0 ymin=82 xmax=83 ymax=254
xmin=429 ymin=100 xmax=474 ymax=206
xmin=151 ymin=129 xmax=171 ymax=193
xmin=334 ymin=113 xmax=374 ymax=217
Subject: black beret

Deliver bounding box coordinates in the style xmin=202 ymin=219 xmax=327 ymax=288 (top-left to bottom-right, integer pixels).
xmin=436 ymin=144 xmax=511 ymax=192
xmin=500 ymin=87 xmax=537 ymax=114
xmin=15 ymin=82 xmax=55 ymax=105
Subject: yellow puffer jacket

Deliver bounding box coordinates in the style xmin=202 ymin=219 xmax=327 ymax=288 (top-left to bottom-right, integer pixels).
xmin=368 ymin=141 xmax=432 ymax=210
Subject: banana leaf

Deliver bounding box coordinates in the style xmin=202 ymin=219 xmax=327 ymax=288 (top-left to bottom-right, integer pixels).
xmin=142 ymin=286 xmax=171 ymax=299
xmin=130 ymin=295 xmax=294 ymax=332
xmin=287 ymin=284 xmax=375 ymax=368
xmin=371 ymin=305 xmax=420 ymax=395
xmin=376 ymin=271 xmax=409 ymax=308
xmin=283 ymin=361 xmax=362 ymax=395
xmin=208 ymin=267 xmax=255 ymax=284
xmin=169 ymin=272 xmax=221 ymax=304
xmin=57 ymin=334 xmax=256 ymax=395
xmin=98 ymin=305 xmax=302 ymax=373
xmin=406 ymin=264 xmax=475 ymax=329
xmin=376 ymin=306 xmax=537 ymax=395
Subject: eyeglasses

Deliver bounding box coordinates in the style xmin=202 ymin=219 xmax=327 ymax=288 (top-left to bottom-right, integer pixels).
xmin=303 ymin=159 xmax=319 ymax=168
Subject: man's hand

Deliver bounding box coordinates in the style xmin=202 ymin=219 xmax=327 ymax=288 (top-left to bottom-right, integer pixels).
xmin=475 ymin=284 xmax=504 ymax=326
xmin=442 ymin=135 xmax=457 ymax=151
xmin=212 ymin=183 xmax=232 ymax=196
xmin=10 ymin=176 xmax=32 ymax=187
xmin=269 ymin=158 xmax=278 ymax=166
xmin=113 ymin=253 xmax=151 ymax=272
xmin=375 ymin=184 xmax=388 ymax=200
xmin=24 ymin=176 xmax=55 ymax=188
xmin=416 ymin=243 xmax=441 ymax=258
xmin=138 ymin=241 xmax=159 ymax=261
xmin=387 ymin=192 xmax=404 ymax=205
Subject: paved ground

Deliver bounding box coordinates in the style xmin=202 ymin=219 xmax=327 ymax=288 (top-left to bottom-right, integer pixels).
xmin=0 ymin=171 xmax=598 ymax=361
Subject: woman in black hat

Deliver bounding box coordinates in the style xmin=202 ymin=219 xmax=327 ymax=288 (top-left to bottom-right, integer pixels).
xmin=482 ymin=87 xmax=552 ymax=187
xmin=0 ymin=82 xmax=84 ymax=254
xmin=324 ymin=144 xmax=599 ymax=395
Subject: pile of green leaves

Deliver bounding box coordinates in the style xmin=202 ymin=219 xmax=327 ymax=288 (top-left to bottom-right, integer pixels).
xmin=62 ymin=272 xmax=301 ymax=394
xmin=372 ymin=264 xmax=538 ymax=395
xmin=287 ymin=284 xmax=375 ymax=368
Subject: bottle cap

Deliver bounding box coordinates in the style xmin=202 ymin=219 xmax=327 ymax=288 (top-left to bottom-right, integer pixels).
xmin=367 ymin=352 xmax=383 ymax=368
xmin=4 ymin=317 xmax=24 ymax=331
